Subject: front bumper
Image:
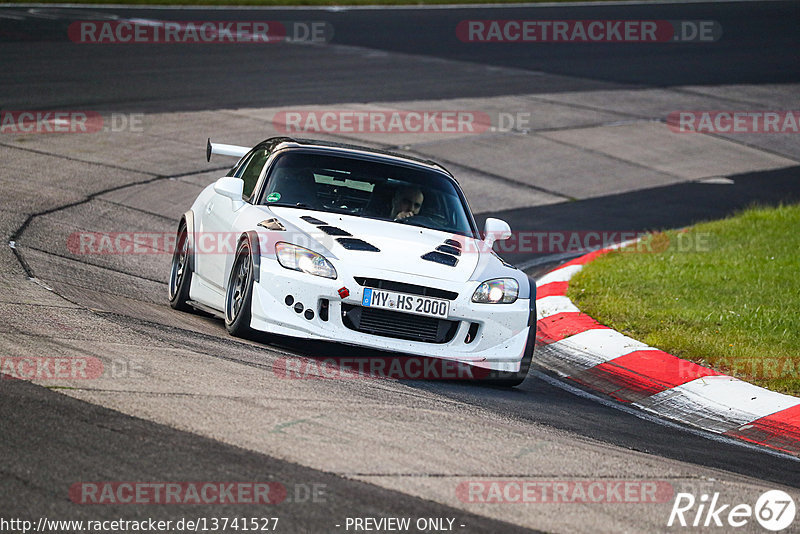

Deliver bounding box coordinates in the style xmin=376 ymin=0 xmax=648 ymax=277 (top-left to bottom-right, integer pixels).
xmin=249 ymin=259 xmax=531 ymax=372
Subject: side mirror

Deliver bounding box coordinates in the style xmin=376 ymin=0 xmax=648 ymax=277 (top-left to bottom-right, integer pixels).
xmin=483 ymin=218 xmax=512 ymax=248
xmin=213 ymin=177 xmax=244 ymax=201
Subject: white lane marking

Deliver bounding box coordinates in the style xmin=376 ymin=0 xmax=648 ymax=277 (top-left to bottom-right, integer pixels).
xmin=532 ymin=370 xmax=800 ymax=463
xmin=536 ymin=295 xmax=580 ymax=320
xmin=697 ymin=176 xmax=735 ymax=184
xmin=554 ymin=328 xmax=655 ymax=363
xmin=536 ymin=263 xmax=582 ymax=286
xmin=536 ymin=329 xmax=657 ymax=377
xmin=640 ymin=375 xmax=800 ymax=434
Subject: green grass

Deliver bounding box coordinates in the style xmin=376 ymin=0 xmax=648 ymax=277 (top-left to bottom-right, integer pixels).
xmin=567 ymin=204 xmax=800 ymax=397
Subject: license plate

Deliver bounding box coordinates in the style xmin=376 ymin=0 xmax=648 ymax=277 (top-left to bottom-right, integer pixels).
xmin=362 ymin=288 xmax=449 ymax=319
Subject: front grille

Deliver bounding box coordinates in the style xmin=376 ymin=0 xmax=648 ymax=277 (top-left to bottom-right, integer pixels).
xmin=342 ymin=304 xmax=459 ymax=344
xmin=354 ymin=277 xmax=458 ymax=300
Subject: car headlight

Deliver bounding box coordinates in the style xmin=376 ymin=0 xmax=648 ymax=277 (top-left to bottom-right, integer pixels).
xmin=275 ymin=242 xmax=337 ymax=279
xmin=471 ymin=278 xmax=519 ymax=304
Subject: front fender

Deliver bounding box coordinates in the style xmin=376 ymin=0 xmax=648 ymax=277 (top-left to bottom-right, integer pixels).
xmin=238 ymin=230 xmax=262 ymax=283
xmin=182 ymin=210 xmax=196 ymax=273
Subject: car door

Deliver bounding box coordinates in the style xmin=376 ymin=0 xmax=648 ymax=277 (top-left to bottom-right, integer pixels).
xmin=197 ymin=146 xmax=271 ymax=293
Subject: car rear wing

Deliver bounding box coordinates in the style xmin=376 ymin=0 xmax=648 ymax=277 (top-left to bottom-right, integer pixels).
xmin=206 ymin=138 xmax=249 ymax=162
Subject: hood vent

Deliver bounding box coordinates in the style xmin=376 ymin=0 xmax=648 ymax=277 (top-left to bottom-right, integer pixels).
xmin=422 ymin=239 xmax=462 ymax=267
xmin=258 ymin=218 xmax=286 ymax=231
xmin=436 ymin=244 xmax=461 ymax=257
xmin=421 ymin=251 xmax=458 ymax=267
xmin=318 ymin=225 xmax=352 ymax=237
xmin=300 ymin=215 xmax=327 ymax=225
xmin=337 ymin=238 xmax=380 ymax=252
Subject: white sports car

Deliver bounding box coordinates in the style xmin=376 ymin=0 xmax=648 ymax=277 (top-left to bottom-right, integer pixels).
xmin=169 ymin=137 xmax=535 ymax=386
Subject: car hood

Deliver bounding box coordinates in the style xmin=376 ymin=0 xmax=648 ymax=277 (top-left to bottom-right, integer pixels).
xmin=269 ymin=207 xmax=482 ymax=282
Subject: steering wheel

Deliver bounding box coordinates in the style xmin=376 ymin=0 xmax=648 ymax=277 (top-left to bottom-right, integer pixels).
xmin=395 ymin=213 xmax=449 ymax=230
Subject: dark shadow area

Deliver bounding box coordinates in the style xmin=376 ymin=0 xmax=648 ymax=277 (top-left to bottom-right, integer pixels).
xmin=0 ymin=376 xmax=537 ymax=533
xmin=252 ymin=333 xmax=502 ymax=382
xmin=475 ymin=165 xmax=800 ymax=265
xmin=0 ymin=2 xmax=797 ymax=112
xmin=330 ymin=1 xmax=800 ymax=87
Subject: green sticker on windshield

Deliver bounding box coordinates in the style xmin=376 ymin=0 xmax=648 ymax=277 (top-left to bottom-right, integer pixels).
xmin=266 ymin=192 xmax=281 ymax=202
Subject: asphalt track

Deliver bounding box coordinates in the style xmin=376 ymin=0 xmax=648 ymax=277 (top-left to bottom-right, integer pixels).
xmin=1 ymin=1 xmax=798 ymax=111
xmin=1 ymin=1 xmax=800 ymax=533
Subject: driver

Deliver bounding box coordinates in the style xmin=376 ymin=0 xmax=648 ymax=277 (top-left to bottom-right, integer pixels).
xmin=390 ymin=186 xmax=424 ymax=220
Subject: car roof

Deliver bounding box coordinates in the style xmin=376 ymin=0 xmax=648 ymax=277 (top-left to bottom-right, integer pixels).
xmin=253 ymin=136 xmax=478 ymax=237
xmin=256 ymin=136 xmax=457 ymax=182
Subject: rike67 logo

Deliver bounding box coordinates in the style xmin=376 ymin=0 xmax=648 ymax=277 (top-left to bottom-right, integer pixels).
xmin=668 ymin=490 xmax=796 ymax=531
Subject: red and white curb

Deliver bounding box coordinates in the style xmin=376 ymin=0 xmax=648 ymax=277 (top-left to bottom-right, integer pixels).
xmin=533 ymin=248 xmax=800 ymax=457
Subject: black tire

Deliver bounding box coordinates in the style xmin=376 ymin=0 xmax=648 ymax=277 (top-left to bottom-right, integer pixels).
xmin=168 ymin=221 xmax=193 ymax=311
xmin=225 ymin=239 xmax=255 ymax=337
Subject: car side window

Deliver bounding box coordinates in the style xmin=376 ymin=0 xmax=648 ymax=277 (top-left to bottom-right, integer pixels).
xmin=227 ymin=150 xmax=254 ymax=178
xmin=237 ymin=148 xmax=269 ymax=202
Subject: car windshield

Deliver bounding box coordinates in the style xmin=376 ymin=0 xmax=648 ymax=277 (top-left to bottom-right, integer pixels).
xmin=259 ymin=150 xmax=476 ymax=237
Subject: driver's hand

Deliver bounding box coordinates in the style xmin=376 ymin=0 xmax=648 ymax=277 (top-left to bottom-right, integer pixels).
xmin=394 ymin=211 xmax=414 ymax=220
